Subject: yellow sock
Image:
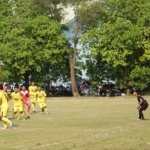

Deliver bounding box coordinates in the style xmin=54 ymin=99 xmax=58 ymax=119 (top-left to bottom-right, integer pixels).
xmin=21 ymin=112 xmax=25 ymax=120
xmin=32 ymin=103 xmax=35 ymax=111
xmin=3 ymin=121 xmax=7 ymax=128
xmin=2 ymin=117 xmax=12 ymax=125
xmin=23 ymin=109 xmax=28 ymax=116
xmin=44 ymin=107 xmax=48 ymax=114
xmin=14 ymin=113 xmax=19 ymax=120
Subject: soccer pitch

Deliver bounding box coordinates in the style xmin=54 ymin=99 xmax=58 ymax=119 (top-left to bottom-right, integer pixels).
xmin=1 ymin=97 xmax=150 ymax=150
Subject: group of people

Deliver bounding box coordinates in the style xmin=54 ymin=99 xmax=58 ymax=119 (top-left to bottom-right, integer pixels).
xmin=0 ymin=81 xmax=48 ymax=129
xmin=0 ymin=78 xmax=149 ymax=130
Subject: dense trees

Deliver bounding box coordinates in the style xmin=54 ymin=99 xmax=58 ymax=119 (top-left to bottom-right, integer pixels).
xmin=63 ymin=0 xmax=103 ymax=96
xmin=0 ymin=0 xmax=150 ymax=93
xmin=0 ymin=0 xmax=70 ymax=86
xmin=82 ymin=0 xmax=150 ymax=90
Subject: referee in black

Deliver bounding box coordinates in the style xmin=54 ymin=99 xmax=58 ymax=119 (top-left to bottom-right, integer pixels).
xmin=133 ymin=90 xmax=149 ymax=120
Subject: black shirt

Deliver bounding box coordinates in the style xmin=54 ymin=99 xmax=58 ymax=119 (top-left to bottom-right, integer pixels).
xmin=137 ymin=95 xmax=148 ymax=106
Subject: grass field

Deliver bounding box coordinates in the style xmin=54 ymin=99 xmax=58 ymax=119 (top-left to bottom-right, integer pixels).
xmin=1 ymin=96 xmax=150 ymax=150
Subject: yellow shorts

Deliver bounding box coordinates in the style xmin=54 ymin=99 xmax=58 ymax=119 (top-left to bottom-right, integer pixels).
xmin=30 ymin=97 xmax=36 ymax=103
xmin=1 ymin=106 xmax=9 ymax=117
xmin=14 ymin=106 xmax=23 ymax=112
xmin=38 ymin=101 xmax=47 ymax=109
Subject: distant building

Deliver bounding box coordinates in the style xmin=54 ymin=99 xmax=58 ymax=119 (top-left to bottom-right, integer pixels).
xmin=61 ymin=6 xmax=75 ymax=24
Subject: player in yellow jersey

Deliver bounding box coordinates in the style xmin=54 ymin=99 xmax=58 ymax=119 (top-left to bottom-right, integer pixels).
xmin=0 ymin=84 xmax=13 ymax=129
xmin=11 ymin=87 xmax=25 ymax=120
xmin=29 ymin=81 xmax=37 ymax=112
xmin=36 ymin=86 xmax=48 ymax=114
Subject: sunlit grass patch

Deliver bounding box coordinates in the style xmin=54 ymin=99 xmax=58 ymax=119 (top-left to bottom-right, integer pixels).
xmin=0 ymin=97 xmax=150 ymax=150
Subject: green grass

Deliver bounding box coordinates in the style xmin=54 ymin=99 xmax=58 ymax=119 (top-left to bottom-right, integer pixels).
xmin=1 ymin=96 xmax=150 ymax=150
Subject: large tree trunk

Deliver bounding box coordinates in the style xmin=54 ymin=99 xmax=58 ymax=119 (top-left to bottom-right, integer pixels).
xmin=24 ymin=71 xmax=30 ymax=89
xmin=123 ymin=68 xmax=132 ymax=96
xmin=70 ymin=36 xmax=80 ymax=96
xmin=69 ymin=24 xmax=80 ymax=97
xmin=70 ymin=61 xmax=80 ymax=96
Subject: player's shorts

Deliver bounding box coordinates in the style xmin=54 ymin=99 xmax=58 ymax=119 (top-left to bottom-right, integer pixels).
xmin=14 ymin=106 xmax=23 ymax=112
xmin=38 ymin=101 xmax=47 ymax=109
xmin=23 ymin=99 xmax=30 ymax=105
xmin=140 ymin=103 xmax=149 ymax=111
xmin=1 ymin=106 xmax=9 ymax=117
xmin=30 ymin=96 xmax=36 ymax=103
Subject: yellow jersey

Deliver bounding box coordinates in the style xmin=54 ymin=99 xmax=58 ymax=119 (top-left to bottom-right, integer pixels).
xmin=0 ymin=91 xmax=9 ymax=108
xmin=11 ymin=92 xmax=22 ymax=107
xmin=36 ymin=91 xmax=46 ymax=103
xmin=29 ymin=85 xmax=37 ymax=97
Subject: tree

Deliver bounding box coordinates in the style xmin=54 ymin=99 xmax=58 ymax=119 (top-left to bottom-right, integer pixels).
xmin=29 ymin=0 xmax=103 ymax=96
xmin=34 ymin=0 xmax=85 ymax=96
xmin=0 ymin=0 xmax=70 ymax=86
xmin=31 ymin=0 xmax=66 ymax=22
xmin=62 ymin=0 xmax=103 ymax=96
xmin=0 ymin=0 xmax=14 ymax=82
xmin=82 ymin=0 xmax=150 ymax=91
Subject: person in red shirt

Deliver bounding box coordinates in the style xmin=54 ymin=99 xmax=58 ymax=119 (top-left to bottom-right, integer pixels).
xmin=20 ymin=85 xmax=31 ymax=116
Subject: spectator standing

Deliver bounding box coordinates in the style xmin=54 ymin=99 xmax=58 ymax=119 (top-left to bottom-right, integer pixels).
xmin=83 ymin=82 xmax=89 ymax=97
xmin=97 ymin=82 xmax=102 ymax=95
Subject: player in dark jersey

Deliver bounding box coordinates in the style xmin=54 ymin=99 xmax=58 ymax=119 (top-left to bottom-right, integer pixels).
xmin=133 ymin=90 xmax=149 ymax=120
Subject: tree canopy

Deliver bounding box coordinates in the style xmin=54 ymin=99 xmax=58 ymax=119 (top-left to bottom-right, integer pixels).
xmin=82 ymin=0 xmax=150 ymax=90
xmin=0 ymin=0 xmax=70 ymax=85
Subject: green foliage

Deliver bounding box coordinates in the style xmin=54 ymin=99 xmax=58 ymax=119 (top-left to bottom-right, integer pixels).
xmin=0 ymin=0 xmax=70 ymax=84
xmin=82 ymin=0 xmax=150 ymax=90
xmin=31 ymin=0 xmax=64 ymax=22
